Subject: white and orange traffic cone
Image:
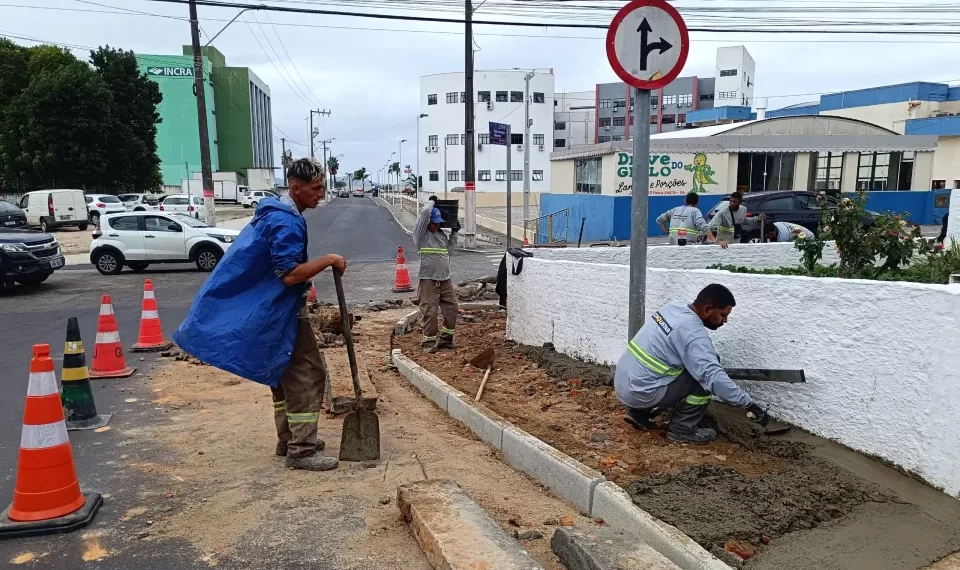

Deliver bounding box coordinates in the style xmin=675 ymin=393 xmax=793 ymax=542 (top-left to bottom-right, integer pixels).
xmin=131 ymin=279 xmax=173 ymax=352
xmin=393 ymin=246 xmax=414 ymax=293
xmin=307 ymin=281 xmax=318 ymax=305
xmin=89 ymin=294 xmax=135 ymax=378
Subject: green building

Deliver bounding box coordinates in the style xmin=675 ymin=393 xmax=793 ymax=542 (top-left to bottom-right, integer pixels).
xmin=136 ymin=47 xmax=273 ymax=187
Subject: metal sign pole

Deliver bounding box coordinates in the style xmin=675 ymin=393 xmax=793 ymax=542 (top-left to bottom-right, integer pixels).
xmin=629 ymin=87 xmax=651 ymax=338
xmin=506 ymin=124 xmax=513 ymax=247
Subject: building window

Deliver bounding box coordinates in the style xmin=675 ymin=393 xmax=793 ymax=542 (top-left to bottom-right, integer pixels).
xmin=662 ymin=115 xmax=675 ymax=124
xmin=496 ymin=91 xmax=508 ymax=102
xmin=612 ymin=135 xmax=624 ymax=142
xmin=662 ymin=94 xmax=677 ymax=106
xmin=575 ymin=157 xmax=602 ymax=194
xmin=446 ymin=92 xmax=458 ymax=104
xmin=495 ymin=170 xmax=507 ymax=181
xmin=447 ymin=170 xmax=459 ymax=182
xmin=510 ymin=170 xmax=523 ymax=181
xmin=629 ymin=97 xmax=635 ymax=106
xmin=534 ymin=92 xmax=545 ymax=103
xmin=554 ymin=139 xmax=566 ymax=148
xmin=650 ymin=116 xmax=659 ymax=125
xmin=428 ymin=135 xmax=438 ymax=147
xmin=737 ymin=153 xmax=797 ymax=192
xmin=533 ymin=134 xmax=545 ymax=146
xmin=460 ymin=91 xmax=466 ymax=103
xmin=812 ymin=152 xmax=843 ymax=192
xmin=718 ymin=91 xmax=737 ymax=99
xmin=554 ymin=121 xmax=567 ymax=130
xmin=478 ymin=133 xmax=490 ymax=145
xmin=677 ymin=94 xmax=693 ymax=107
xmin=613 ymin=98 xmax=626 ymax=108
xmin=429 ymin=171 xmax=439 ymax=181
xmin=599 ymin=99 xmax=612 ymax=109
xmin=700 ymin=93 xmax=714 ymax=101
xmin=427 ymin=94 xmax=437 ymax=105
xmin=676 ymin=113 xmax=686 ymax=124
xmin=445 ymin=134 xmax=459 ymax=146
xmin=511 ymin=133 xmax=523 ymax=145
xmin=857 ymin=152 xmax=891 ymax=191
xmin=598 ymin=135 xmax=611 ymax=143
xmin=650 ymin=96 xmax=659 ymax=106
xmin=461 ymin=133 xmax=468 ymax=145
xmin=479 ymin=170 xmax=491 ymax=181
xmin=478 ymin=91 xmax=491 ymax=102
xmin=533 ymin=170 xmax=544 ymax=181
xmin=613 ymin=117 xmax=625 ymax=127
xmin=599 ymin=117 xmax=611 ymax=127
xmin=719 ymin=69 xmax=738 ymax=77
xmin=511 ymin=91 xmax=523 ymax=102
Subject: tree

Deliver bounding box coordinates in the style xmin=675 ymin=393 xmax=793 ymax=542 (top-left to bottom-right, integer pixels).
xmin=389 ymin=161 xmax=400 ymax=190
xmin=353 ymin=167 xmax=368 ymax=183
xmin=90 ymin=46 xmax=163 ymax=192
xmin=327 ymin=155 xmax=339 ymax=176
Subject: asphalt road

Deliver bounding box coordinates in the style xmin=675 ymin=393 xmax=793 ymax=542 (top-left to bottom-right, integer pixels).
xmin=0 ymin=195 xmax=500 ymax=568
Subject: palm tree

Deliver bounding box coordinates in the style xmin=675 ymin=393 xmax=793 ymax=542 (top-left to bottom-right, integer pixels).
xmin=327 ymin=156 xmax=339 ymax=177
xmin=353 ymin=167 xmax=367 ymax=182
xmin=389 ymin=162 xmax=400 ymax=192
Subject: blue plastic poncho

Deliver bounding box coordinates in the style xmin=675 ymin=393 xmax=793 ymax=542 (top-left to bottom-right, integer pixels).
xmin=173 ymin=197 xmax=307 ymax=387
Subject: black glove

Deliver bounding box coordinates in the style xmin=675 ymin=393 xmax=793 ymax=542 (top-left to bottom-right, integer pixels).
xmin=746 ymin=403 xmax=769 ymax=427
xmin=451 ymin=219 xmax=461 ymax=232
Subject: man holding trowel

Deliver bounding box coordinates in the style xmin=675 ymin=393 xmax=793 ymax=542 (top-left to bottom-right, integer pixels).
xmin=614 ymin=284 xmax=769 ymax=444
xmin=174 ymin=158 xmax=345 ymax=472
xmin=414 ymin=196 xmax=459 ymax=353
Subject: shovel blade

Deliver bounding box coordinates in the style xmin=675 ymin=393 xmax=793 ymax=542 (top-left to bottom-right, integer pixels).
xmin=339 ymin=409 xmax=381 ymax=461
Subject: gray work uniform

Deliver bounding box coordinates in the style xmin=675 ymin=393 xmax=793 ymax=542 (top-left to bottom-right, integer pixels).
xmin=770 ymin=222 xmax=814 ymax=242
xmin=708 ymin=204 xmax=759 ymax=243
xmin=656 ymin=205 xmax=708 ymax=245
xmin=614 ymin=301 xmax=752 ymax=434
xmin=413 ymin=201 xmax=459 ymax=345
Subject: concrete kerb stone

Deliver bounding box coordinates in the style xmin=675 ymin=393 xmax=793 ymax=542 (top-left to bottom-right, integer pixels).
xmin=392 ymin=351 xmax=465 ymax=412
xmin=395 ymin=309 xmax=420 ymax=336
xmin=550 ymin=526 xmax=681 ymax=570
xmin=447 ymin=393 xmax=510 ymax=450
xmin=590 ymin=482 xmax=729 ymax=570
xmin=459 ymin=302 xmax=504 ymax=311
xmin=501 ymin=427 xmax=604 ymax=516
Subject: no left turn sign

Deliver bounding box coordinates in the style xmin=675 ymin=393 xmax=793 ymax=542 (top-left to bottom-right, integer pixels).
xmin=606 ymin=0 xmax=689 ymax=90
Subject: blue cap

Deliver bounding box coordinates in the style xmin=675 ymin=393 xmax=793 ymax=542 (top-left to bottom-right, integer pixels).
xmin=430 ymin=208 xmax=444 ymax=224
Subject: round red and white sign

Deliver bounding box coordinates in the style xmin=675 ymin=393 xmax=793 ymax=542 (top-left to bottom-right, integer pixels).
xmin=606 ymin=0 xmax=689 ymax=90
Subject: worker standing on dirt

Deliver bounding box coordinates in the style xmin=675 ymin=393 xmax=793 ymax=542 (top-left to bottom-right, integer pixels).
xmin=414 ymin=197 xmax=460 ymax=353
xmin=174 ymin=158 xmax=346 ymax=472
xmin=656 ymin=192 xmax=711 ymax=246
xmin=614 ymin=284 xmax=768 ymax=444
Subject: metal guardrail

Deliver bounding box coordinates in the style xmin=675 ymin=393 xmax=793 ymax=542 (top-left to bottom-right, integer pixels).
xmin=523 ymin=208 xmax=570 ymax=245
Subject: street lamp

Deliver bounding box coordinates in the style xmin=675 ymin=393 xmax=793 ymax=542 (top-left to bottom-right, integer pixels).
xmin=417 ymin=114 xmax=428 ymax=211
xmin=398 ymin=139 xmax=408 ymax=207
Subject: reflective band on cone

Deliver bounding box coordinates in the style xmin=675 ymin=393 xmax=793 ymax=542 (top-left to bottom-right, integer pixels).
xmin=131 ymin=279 xmax=173 ymax=352
xmin=61 ymin=316 xmax=111 ymax=431
xmin=393 ymin=245 xmax=414 ymax=293
xmin=89 ymin=294 xmax=135 ymax=378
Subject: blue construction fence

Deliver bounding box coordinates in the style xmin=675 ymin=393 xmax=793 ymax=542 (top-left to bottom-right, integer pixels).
xmin=541 ymin=190 xmax=951 ymax=242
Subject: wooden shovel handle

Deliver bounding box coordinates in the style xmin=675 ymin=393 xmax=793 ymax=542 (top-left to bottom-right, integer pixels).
xmin=475 ymin=366 xmax=492 ymax=401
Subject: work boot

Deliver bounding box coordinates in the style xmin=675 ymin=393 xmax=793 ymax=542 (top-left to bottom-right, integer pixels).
xmin=285 ymin=452 xmax=339 ymax=471
xmin=436 ymin=340 xmax=457 ymax=350
xmin=275 ymin=438 xmax=325 ymax=457
xmin=623 ymin=408 xmax=654 ymax=430
xmin=666 ymin=427 xmax=717 ymax=445
xmin=422 ymin=343 xmax=438 ymax=354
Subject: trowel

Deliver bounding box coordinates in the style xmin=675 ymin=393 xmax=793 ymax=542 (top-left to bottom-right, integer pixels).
xmin=726 ymin=368 xmax=805 ymax=435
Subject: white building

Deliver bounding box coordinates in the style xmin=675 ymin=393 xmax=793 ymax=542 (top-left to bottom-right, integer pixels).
xmin=714 ymin=46 xmax=755 ymax=108
xmin=553 ymin=90 xmax=596 ymax=150
xmin=418 ymin=69 xmax=556 ymax=194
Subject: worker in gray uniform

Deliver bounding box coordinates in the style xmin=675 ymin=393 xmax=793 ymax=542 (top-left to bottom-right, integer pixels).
xmin=656 ymin=192 xmax=710 ymax=246
xmin=706 ymin=191 xmax=761 ymax=248
xmin=765 ymin=221 xmax=814 ymax=242
xmin=614 ymin=284 xmax=768 ymax=444
xmin=414 ymin=198 xmax=459 ymax=352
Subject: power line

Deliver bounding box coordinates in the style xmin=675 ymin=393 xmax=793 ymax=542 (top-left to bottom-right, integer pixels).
xmin=241 ymin=14 xmax=314 ymax=106
xmin=262 ymin=10 xmax=324 ymax=107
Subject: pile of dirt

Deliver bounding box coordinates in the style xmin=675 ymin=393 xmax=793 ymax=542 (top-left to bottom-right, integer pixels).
xmin=456 ymin=275 xmax=500 ymax=302
xmin=516 ymin=343 xmax=614 ymax=388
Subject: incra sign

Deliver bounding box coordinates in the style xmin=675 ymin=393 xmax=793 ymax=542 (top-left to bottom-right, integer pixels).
xmin=146 ymin=67 xmax=194 ymax=77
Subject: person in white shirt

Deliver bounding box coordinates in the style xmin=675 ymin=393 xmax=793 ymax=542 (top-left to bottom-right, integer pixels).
xmin=764 ymin=221 xmax=814 ymax=242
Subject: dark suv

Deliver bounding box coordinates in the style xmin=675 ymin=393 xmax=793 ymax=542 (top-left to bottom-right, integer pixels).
xmin=706 ymin=191 xmax=876 ymax=243
xmin=0 ymin=227 xmax=64 ymax=288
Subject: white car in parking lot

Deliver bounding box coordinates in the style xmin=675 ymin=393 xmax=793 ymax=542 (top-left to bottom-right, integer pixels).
xmin=118 ymin=193 xmax=160 ymax=211
xmin=90 ymin=211 xmax=240 ymax=275
xmin=85 ymin=194 xmax=127 ymax=225
xmin=159 ymin=194 xmax=205 ymax=218
xmin=240 ymin=189 xmax=279 ymax=209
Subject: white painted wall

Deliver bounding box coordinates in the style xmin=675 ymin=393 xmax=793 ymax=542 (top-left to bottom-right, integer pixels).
xmin=931 ymin=137 xmax=960 ymax=188
xmin=713 ymin=46 xmax=755 ymax=107
xmin=419 ymin=70 xmax=555 ymax=195
xmin=554 ymin=90 xmax=595 ymax=150
xmin=506 ymin=258 xmax=960 ymax=497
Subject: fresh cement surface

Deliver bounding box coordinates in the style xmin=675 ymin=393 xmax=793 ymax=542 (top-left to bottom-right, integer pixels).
xmin=517 ymin=344 xmax=614 ymax=389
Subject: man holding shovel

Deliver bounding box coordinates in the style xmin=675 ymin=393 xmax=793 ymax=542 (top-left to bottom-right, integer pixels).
xmin=174 ymin=158 xmax=345 ymax=472
xmin=414 ymin=197 xmax=459 ymax=353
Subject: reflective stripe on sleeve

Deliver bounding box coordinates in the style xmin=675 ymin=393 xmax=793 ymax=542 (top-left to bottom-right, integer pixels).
xmin=627 ymin=340 xmax=683 ymax=376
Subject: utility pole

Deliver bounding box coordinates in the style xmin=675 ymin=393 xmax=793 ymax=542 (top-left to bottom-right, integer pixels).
xmin=398 ymin=138 xmax=407 ymax=203
xmin=523 ymin=71 xmax=534 ymax=235
xmin=463 ymin=0 xmax=477 ymax=248
xmin=309 ymin=108 xmax=331 ymax=160
xmin=188 ymin=0 xmax=216 ymax=227
xmin=417 ymin=114 xmax=427 ymax=212
xmin=443 ymin=139 xmax=448 ymax=200
xmin=281 ymin=138 xmax=288 ymax=186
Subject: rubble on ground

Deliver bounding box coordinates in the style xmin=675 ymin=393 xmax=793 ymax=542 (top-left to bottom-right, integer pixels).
xmin=456 ymin=275 xmax=500 ymax=302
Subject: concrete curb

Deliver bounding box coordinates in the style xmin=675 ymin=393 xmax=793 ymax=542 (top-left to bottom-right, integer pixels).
xmin=459 ymin=302 xmax=504 ymax=311
xmin=389 ymin=348 xmax=727 ymax=570
xmin=395 ymin=310 xmax=420 ymax=336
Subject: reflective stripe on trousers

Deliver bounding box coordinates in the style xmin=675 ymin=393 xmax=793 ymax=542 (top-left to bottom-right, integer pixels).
xmin=627 ymin=340 xmax=683 ymax=376
xmin=684 ymin=394 xmax=711 ymax=406
xmin=418 ymin=248 xmax=449 ymax=255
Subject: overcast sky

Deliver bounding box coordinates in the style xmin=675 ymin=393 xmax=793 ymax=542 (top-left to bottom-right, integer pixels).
xmin=4 ymin=0 xmax=960 ymax=180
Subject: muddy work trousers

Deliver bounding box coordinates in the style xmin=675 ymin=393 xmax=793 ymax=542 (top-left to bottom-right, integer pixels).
xmin=271 ymin=308 xmax=327 ymax=458
xmin=418 ymin=279 xmax=458 ymax=346
xmin=628 ymin=371 xmax=711 ymax=435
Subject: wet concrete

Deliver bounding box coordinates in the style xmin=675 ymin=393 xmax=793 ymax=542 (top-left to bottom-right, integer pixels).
xmin=517 ymin=343 xmax=613 ymax=388
xmin=626 ymin=404 xmax=960 ymax=569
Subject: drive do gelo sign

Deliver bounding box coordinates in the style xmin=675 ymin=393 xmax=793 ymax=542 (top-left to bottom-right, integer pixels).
xmin=606 ymin=0 xmax=689 ymax=90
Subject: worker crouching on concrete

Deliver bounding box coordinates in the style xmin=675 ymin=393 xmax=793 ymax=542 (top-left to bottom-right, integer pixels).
xmin=174 ymin=158 xmax=346 ymax=472
xmin=614 ymin=284 xmax=766 ymax=444
xmin=414 ymin=197 xmax=459 ymax=353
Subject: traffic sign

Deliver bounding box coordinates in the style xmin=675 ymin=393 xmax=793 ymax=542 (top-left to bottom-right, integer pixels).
xmin=606 ymin=0 xmax=689 ymax=91
xmin=489 ymin=122 xmax=510 ymax=146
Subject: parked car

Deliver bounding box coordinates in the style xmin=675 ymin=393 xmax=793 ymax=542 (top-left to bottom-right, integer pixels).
xmin=338 ymin=188 xmax=350 ymax=198
xmin=0 ymin=200 xmax=27 ymax=228
xmin=118 ymin=193 xmax=160 ymax=211
xmin=1 ymin=227 xmax=64 ymax=288
xmin=352 ymin=187 xmax=365 ymax=198
xmin=704 ymin=191 xmax=878 ymax=243
xmin=240 ymin=189 xmax=279 ymax=209
xmin=18 ymin=189 xmax=89 ymax=231
xmin=159 ymin=194 xmax=205 ymax=219
xmin=90 ymin=212 xmax=240 ymax=275
xmin=84 ymin=194 xmax=127 ymax=226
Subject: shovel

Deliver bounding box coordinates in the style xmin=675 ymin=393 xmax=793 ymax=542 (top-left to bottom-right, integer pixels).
xmin=470 ymin=348 xmax=496 ymax=401
xmin=334 ymin=269 xmax=381 ymax=461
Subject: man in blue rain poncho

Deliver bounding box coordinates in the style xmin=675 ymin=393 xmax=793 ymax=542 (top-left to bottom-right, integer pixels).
xmin=174 ymin=158 xmax=346 ymax=472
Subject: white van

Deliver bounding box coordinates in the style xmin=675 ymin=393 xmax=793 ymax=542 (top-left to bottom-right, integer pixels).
xmin=18 ymin=189 xmax=89 ymax=232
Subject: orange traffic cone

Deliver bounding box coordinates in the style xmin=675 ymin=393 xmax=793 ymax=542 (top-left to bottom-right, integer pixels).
xmin=89 ymin=294 xmax=135 ymax=378
xmin=523 ymin=236 xmax=529 ymax=246
xmin=393 ymin=246 xmax=414 ymax=293
xmin=131 ymin=279 xmax=173 ymax=352
xmin=307 ymin=281 xmax=318 ymax=305
xmin=0 ymin=344 xmax=103 ymax=538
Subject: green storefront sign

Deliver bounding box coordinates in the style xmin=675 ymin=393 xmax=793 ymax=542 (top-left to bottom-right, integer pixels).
xmin=146 ymin=66 xmax=194 ymax=77
xmin=615 ymin=151 xmax=720 ymax=195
